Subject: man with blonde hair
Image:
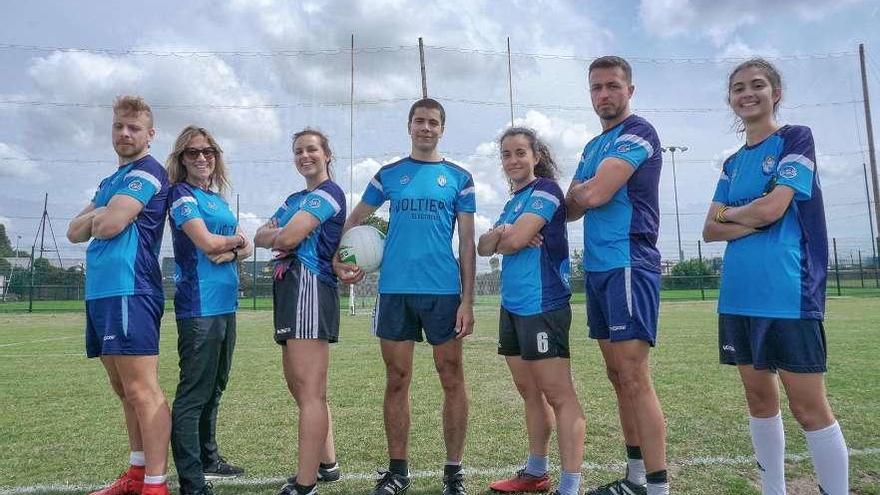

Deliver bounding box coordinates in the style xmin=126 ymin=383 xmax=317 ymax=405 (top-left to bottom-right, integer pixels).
xmin=67 ymin=95 xmax=172 ymax=495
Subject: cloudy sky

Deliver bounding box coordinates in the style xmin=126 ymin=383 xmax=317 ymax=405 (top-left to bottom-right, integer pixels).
xmin=2 ymin=0 xmax=880 ymax=268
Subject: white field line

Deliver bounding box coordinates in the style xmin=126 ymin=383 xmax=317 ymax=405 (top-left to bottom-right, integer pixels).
xmin=1 ymin=447 xmax=878 ymax=495
xmin=0 ymin=336 xmax=77 ymax=348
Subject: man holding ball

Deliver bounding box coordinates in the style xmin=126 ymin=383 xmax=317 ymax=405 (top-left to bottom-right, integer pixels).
xmin=335 ymin=98 xmax=476 ymax=495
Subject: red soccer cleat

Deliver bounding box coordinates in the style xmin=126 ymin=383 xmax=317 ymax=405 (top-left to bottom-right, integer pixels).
xmin=490 ymin=469 xmax=551 ymax=493
xmin=141 ymin=482 xmax=172 ymax=495
xmin=89 ymin=466 xmax=145 ymax=495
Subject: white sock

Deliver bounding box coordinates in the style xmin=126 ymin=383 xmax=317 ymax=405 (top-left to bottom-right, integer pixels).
xmin=750 ymin=413 xmax=786 ymax=495
xmin=143 ymin=475 xmax=166 ymax=485
xmin=804 ymin=421 xmax=849 ymax=495
xmin=626 ymin=458 xmax=646 ymax=485
xmin=129 ymin=451 xmax=146 ymax=467
xmin=646 ymin=482 xmax=669 ymax=495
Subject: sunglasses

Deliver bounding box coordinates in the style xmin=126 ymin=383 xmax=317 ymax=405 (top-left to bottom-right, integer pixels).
xmin=182 ymin=147 xmax=218 ymax=160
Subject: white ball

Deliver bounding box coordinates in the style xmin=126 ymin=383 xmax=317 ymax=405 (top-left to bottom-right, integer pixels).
xmin=338 ymin=225 xmax=385 ymax=273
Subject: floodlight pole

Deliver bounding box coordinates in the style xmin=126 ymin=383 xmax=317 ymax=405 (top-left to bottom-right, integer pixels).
xmin=661 ymin=146 xmax=688 ymax=262
xmin=859 ymin=44 xmax=880 ymax=239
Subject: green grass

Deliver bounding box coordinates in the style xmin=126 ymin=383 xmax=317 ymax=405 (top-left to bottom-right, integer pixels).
xmin=0 ymin=299 xmax=878 ymax=494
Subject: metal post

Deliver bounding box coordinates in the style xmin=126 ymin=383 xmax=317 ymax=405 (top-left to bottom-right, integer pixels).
xmin=350 ymin=33 xmax=357 ymax=317
xmin=833 ymin=238 xmax=842 ymax=296
xmin=506 ymin=37 xmax=514 ymax=124
xmin=662 ymin=146 xmax=687 ymax=262
xmin=252 ymin=253 xmax=257 ymax=310
xmin=697 ymin=240 xmax=705 ymax=301
xmin=858 ymin=249 xmax=865 ymax=288
xmin=859 ymin=44 xmax=880 ymax=235
xmin=418 ymin=37 xmax=428 ymax=98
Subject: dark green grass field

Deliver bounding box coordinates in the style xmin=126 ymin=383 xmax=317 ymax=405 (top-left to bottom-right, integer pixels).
xmin=0 ymin=298 xmax=878 ymax=494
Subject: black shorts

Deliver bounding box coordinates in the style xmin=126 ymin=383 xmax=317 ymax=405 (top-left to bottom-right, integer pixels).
xmin=273 ymin=259 xmax=339 ymax=344
xmin=498 ymin=305 xmax=571 ymax=360
xmin=372 ymin=294 xmax=460 ymax=345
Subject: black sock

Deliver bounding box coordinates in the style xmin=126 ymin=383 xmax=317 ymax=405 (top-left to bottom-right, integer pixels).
xmin=646 ymin=470 xmax=668 ymax=484
xmin=294 ymin=482 xmax=316 ymax=495
xmin=626 ymin=445 xmax=643 ymax=460
xmin=320 ymin=461 xmax=337 ymax=469
xmin=389 ymin=459 xmax=409 ymax=477
xmin=444 ymin=464 xmax=462 ymax=477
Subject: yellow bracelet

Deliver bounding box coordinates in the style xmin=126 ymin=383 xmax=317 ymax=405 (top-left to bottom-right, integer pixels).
xmin=715 ymin=205 xmax=729 ymax=223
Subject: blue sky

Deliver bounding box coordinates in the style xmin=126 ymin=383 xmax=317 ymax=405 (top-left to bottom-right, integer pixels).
xmin=2 ymin=0 xmax=880 ymax=267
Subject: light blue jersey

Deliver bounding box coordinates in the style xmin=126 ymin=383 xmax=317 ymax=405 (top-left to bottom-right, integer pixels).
xmin=169 ymin=183 xmax=239 ymax=319
xmin=85 ymin=155 xmax=169 ymax=300
xmin=362 ymin=157 xmax=476 ymax=294
xmin=272 ymin=180 xmax=346 ymax=286
xmin=495 ymin=178 xmax=571 ymax=316
xmin=713 ymin=125 xmax=827 ymax=320
xmin=573 ymin=115 xmax=662 ymax=272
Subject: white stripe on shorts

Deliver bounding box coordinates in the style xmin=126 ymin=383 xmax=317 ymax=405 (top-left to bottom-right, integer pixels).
xmin=296 ymin=267 xmax=319 ymax=338
xmin=624 ymin=267 xmax=633 ymax=318
xmin=371 ymin=294 xmax=381 ymax=336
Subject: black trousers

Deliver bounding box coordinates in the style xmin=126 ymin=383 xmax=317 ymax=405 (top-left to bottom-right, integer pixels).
xmin=171 ymin=314 xmax=236 ymax=494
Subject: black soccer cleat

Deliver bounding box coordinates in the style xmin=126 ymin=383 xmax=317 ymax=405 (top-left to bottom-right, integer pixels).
xmin=203 ymin=457 xmax=245 ymax=479
xmin=369 ymin=469 xmax=411 ymax=495
xmin=317 ymin=462 xmax=341 ymax=483
xmin=585 ymin=478 xmax=646 ymax=495
xmin=442 ymin=471 xmax=467 ymax=495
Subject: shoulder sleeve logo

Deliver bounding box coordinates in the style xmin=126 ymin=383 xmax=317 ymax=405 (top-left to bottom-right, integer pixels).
xmin=308 ymin=198 xmax=321 ymax=208
xmin=778 ymin=165 xmax=798 ymax=180
xmin=128 ymin=180 xmax=143 ymax=191
xmin=532 ymin=199 xmax=544 ymax=209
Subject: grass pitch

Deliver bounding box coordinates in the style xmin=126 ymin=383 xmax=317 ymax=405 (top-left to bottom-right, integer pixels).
xmin=0 ymin=298 xmax=878 ymax=494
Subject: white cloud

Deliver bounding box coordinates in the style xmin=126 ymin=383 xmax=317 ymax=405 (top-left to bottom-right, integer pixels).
xmin=639 ymin=0 xmax=862 ymax=45
xmin=19 ymin=46 xmax=282 ymax=152
xmin=716 ymin=39 xmax=781 ymax=61
xmin=0 ymin=143 xmax=49 ymax=182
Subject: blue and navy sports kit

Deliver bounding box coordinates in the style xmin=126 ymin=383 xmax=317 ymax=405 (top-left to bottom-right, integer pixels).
xmin=362 ymin=157 xmax=476 ymax=343
xmin=494 ymin=178 xmax=572 ymax=360
xmin=713 ymin=125 xmax=829 ymax=372
xmin=573 ymin=115 xmax=662 ymax=344
xmin=169 ymin=183 xmax=239 ymax=319
xmin=495 ymin=178 xmax=571 ymax=316
xmin=271 ymin=180 xmax=346 ymax=343
xmin=85 ymin=155 xmax=169 ymax=357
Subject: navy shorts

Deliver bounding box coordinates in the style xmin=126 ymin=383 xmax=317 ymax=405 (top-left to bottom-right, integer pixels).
xmin=498 ymin=305 xmax=571 ymax=360
xmin=372 ymin=294 xmax=460 ymax=345
xmin=85 ymin=294 xmax=164 ymax=358
xmin=585 ymin=267 xmax=660 ymax=346
xmin=718 ymin=314 xmax=827 ymax=373
xmin=273 ymin=259 xmax=340 ymax=344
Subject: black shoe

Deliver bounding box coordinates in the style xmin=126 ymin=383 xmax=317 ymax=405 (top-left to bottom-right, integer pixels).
xmin=442 ymin=471 xmax=467 ymax=495
xmin=203 ymin=457 xmax=245 ymax=479
xmin=182 ymin=482 xmax=216 ymax=495
xmin=278 ymin=476 xmax=317 ymax=495
xmin=370 ymin=469 xmax=411 ymax=495
xmin=585 ymin=478 xmax=646 ymax=495
xmin=317 ymin=462 xmax=341 ymax=483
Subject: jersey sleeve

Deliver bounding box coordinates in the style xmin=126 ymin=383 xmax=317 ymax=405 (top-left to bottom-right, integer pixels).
xmin=302 ymin=183 xmax=345 ymax=224
xmin=775 ymin=126 xmax=816 ymax=201
xmin=605 ymin=119 xmax=658 ymax=169
xmin=573 ymin=144 xmax=591 ymax=182
xmin=455 ymin=174 xmax=477 ymax=213
xmin=522 ymin=180 xmax=562 ymax=222
xmin=362 ymin=170 xmax=387 ymax=206
xmin=114 ymin=161 xmax=163 ymax=205
xmin=169 ymin=184 xmax=201 ymax=228
xmin=712 ymin=157 xmax=733 ymax=204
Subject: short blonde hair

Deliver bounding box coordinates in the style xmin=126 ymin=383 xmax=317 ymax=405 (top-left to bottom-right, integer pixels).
xmin=113 ymin=95 xmax=154 ymax=127
xmin=165 ymin=125 xmax=231 ymax=196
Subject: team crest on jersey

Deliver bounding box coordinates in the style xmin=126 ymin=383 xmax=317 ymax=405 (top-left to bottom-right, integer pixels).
xmin=180 ymin=204 xmax=192 ymax=217
xmin=400 ymin=174 xmax=410 ymax=185
xmin=308 ymin=198 xmax=321 ymax=209
xmin=617 ymin=143 xmax=631 ymax=153
xmin=514 ymin=201 xmax=523 ymax=213
xmin=128 ymin=180 xmax=143 ymax=191
xmin=532 ymin=199 xmax=544 ymax=209
xmin=762 ymin=155 xmax=776 ymax=175
xmin=206 ymin=201 xmax=217 ymax=210
xmin=779 ymin=165 xmax=798 ymax=179
xmin=437 ymin=174 xmax=447 ymax=187
xmin=603 ymin=143 xmax=611 ymax=153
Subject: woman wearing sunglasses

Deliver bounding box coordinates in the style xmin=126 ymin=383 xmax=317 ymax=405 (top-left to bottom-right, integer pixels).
xmin=166 ymin=125 xmax=253 ymax=495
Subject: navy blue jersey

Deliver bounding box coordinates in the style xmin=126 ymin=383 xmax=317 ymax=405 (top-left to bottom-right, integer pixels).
xmin=271 ymin=180 xmax=346 ymax=286
xmin=712 ymin=125 xmax=827 ymax=320
xmin=495 ymin=178 xmax=571 ymax=316
xmin=85 ymin=155 xmax=169 ymax=300
xmin=362 ymin=157 xmax=476 ymax=294
xmin=573 ymin=115 xmax=662 ymax=272
xmin=169 ymin=183 xmax=239 ymax=318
